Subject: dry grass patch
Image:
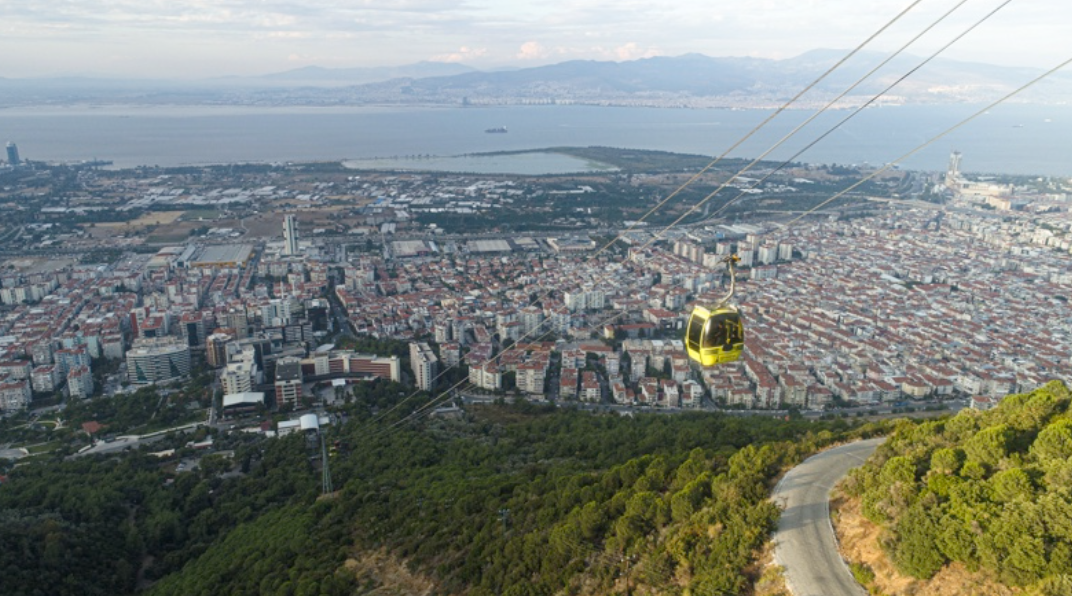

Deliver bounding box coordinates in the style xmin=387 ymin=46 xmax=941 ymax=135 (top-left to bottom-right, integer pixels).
xmin=98 ymin=211 xmax=185 ymax=228
xmin=832 ymin=491 xmax=1019 ymax=596
xmin=344 ymin=549 xmax=436 ymax=596
xmin=754 ymin=542 xmax=791 ymax=596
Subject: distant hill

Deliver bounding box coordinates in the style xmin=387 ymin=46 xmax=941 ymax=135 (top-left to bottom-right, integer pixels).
xmin=371 ymin=50 xmax=1072 ymax=106
xmin=1 ymin=51 xmax=1069 ymax=107
xmin=240 ymin=61 xmax=479 ymax=87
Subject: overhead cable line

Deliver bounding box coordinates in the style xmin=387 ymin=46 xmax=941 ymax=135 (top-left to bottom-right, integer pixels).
xmin=368 ymin=1 xmax=965 ymax=433
xmin=576 ymin=0 xmax=930 ymax=260
xmin=697 ymin=0 xmax=1012 ymax=226
xmin=378 ymin=52 xmax=1072 ymax=436
xmin=356 ymin=0 xmax=928 ymax=432
xmin=774 ymin=55 xmax=1072 ymax=232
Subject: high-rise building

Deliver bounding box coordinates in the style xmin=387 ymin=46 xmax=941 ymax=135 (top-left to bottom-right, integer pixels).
xmin=738 ymin=249 xmax=755 ymax=267
xmin=519 ymin=306 xmax=544 ymax=335
xmin=673 ymin=240 xmax=705 ymax=263
xmin=5 ymin=142 xmax=20 ymax=166
xmin=564 ymin=290 xmax=587 ymax=312
xmin=274 ymin=356 xmax=303 ymax=407
xmin=434 ymin=320 xmax=452 ymax=343
xmin=222 ymin=360 xmax=257 ymax=396
xmin=205 ymin=333 xmax=232 ymax=368
xmin=758 ymin=244 xmax=778 ymax=265
xmin=54 ymin=346 xmax=90 ymax=377
xmin=261 ymin=298 xmax=293 ymax=326
xmin=283 ymin=214 xmax=299 ymax=256
xmin=31 ymin=365 xmax=60 ymax=394
xmin=0 ymin=380 xmax=31 ymax=412
xmin=517 ymin=362 xmax=547 ymax=394
xmin=67 ymin=365 xmax=95 ymax=399
xmin=126 ymin=337 xmax=191 ymax=385
xmin=946 ymin=150 xmax=963 ymax=187
xmin=180 ymin=312 xmax=207 ymax=346
xmin=586 ymin=289 xmax=605 ymax=310
xmin=409 ymin=342 xmax=438 ymax=391
xmin=30 ymin=341 xmax=54 ymax=366
xmin=218 ymin=308 xmax=250 ymax=339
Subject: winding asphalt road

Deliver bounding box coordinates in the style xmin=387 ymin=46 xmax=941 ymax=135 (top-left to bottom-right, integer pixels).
xmin=771 ymin=438 xmax=886 ymax=596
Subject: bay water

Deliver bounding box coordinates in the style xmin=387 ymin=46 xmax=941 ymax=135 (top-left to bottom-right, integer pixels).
xmin=0 ymin=103 xmax=1068 ymax=176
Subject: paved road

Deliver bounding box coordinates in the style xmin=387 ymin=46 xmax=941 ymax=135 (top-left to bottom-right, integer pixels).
xmin=771 ymin=438 xmax=885 ymax=596
xmin=73 ymin=421 xmax=205 ymax=458
xmin=0 ymin=448 xmax=29 ymax=460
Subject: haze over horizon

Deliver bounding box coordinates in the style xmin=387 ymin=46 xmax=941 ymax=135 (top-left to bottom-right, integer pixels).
xmin=1 ymin=0 xmax=1070 ymax=80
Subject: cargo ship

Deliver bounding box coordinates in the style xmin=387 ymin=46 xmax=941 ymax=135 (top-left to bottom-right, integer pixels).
xmin=485 ymin=126 xmax=508 ymax=133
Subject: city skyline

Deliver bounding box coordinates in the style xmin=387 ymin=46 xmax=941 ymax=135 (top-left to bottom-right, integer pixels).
xmin=1 ymin=0 xmax=1070 ymax=79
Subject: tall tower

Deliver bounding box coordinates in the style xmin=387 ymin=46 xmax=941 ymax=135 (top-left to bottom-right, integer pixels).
xmin=5 ymin=142 xmax=20 ymax=166
xmin=283 ymin=214 xmax=299 ymax=256
xmin=945 ymin=150 xmax=962 ymax=187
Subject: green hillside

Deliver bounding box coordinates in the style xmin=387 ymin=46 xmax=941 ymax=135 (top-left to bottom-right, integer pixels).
xmin=0 ymin=384 xmax=886 ymax=596
xmin=150 ymin=406 xmax=875 ymax=596
xmin=842 ymin=381 xmax=1072 ymax=595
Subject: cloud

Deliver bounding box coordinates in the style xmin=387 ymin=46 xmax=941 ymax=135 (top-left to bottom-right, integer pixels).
xmin=0 ymin=0 xmax=471 ymax=34
xmin=516 ymin=41 xmax=550 ymax=61
xmin=613 ymin=42 xmax=660 ymax=61
xmin=1 ymin=0 xmax=1069 ymax=78
xmin=432 ymin=46 xmax=487 ymax=63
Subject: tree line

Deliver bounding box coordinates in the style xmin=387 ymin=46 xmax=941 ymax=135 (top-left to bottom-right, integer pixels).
xmin=842 ymin=380 xmax=1072 ymax=595
xmin=2 ymin=378 xmax=891 ymax=596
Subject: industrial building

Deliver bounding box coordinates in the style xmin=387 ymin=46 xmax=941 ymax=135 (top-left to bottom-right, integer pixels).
xmin=190 ymin=244 xmax=255 ymax=269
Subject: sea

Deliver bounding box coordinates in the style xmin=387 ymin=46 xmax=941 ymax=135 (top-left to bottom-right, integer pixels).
xmin=0 ymin=103 xmax=1070 ymax=176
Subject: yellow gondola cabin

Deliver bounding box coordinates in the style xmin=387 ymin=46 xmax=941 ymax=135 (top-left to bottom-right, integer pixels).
xmin=685 ymin=305 xmax=744 ymax=366
xmin=685 ymin=254 xmax=744 ymax=366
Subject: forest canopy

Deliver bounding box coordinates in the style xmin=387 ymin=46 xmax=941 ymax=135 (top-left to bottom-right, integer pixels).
xmin=1 ymin=384 xmax=889 ymax=596
xmin=842 ymin=380 xmax=1072 ymax=594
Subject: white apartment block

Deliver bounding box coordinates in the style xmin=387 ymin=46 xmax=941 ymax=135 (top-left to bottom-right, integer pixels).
xmin=469 ymin=362 xmax=502 ymax=391
xmin=31 ymin=365 xmax=60 ymax=394
xmin=517 ymin=362 xmax=547 ymax=395
xmin=67 ymin=365 xmax=95 ymax=399
xmin=0 ymin=380 xmax=32 ymax=412
xmin=409 ymin=342 xmax=439 ymax=391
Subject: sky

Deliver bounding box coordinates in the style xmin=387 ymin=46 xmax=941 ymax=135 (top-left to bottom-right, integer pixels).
xmin=1 ymin=0 xmax=1070 ymax=79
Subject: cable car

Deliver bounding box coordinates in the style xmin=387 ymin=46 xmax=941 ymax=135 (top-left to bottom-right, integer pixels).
xmin=686 ymin=255 xmax=745 ymax=366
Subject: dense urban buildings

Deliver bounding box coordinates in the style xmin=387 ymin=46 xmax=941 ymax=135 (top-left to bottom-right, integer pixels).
xmin=0 ymin=155 xmax=1068 ymax=416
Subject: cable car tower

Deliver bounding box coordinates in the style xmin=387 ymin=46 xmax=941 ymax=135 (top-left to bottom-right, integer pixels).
xmin=301 ymin=413 xmax=333 ymax=496
xmin=320 ymin=429 xmax=333 ymax=495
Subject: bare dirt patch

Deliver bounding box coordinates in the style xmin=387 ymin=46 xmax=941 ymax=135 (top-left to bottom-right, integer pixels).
xmin=754 ymin=542 xmax=791 ymax=596
xmin=145 ymin=223 xmax=199 ymax=244
xmin=343 ymin=549 xmax=436 ymax=596
xmin=89 ymin=211 xmax=189 ymax=240
xmin=832 ymin=492 xmax=1019 ymax=596
xmin=98 ymin=211 xmax=185 ymax=228
xmin=2 ymin=257 xmax=79 ymax=273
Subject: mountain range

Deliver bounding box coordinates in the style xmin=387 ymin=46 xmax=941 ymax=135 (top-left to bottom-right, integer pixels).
xmin=232 ymin=61 xmax=479 ymax=87
xmin=1 ymin=50 xmax=1069 ymax=108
